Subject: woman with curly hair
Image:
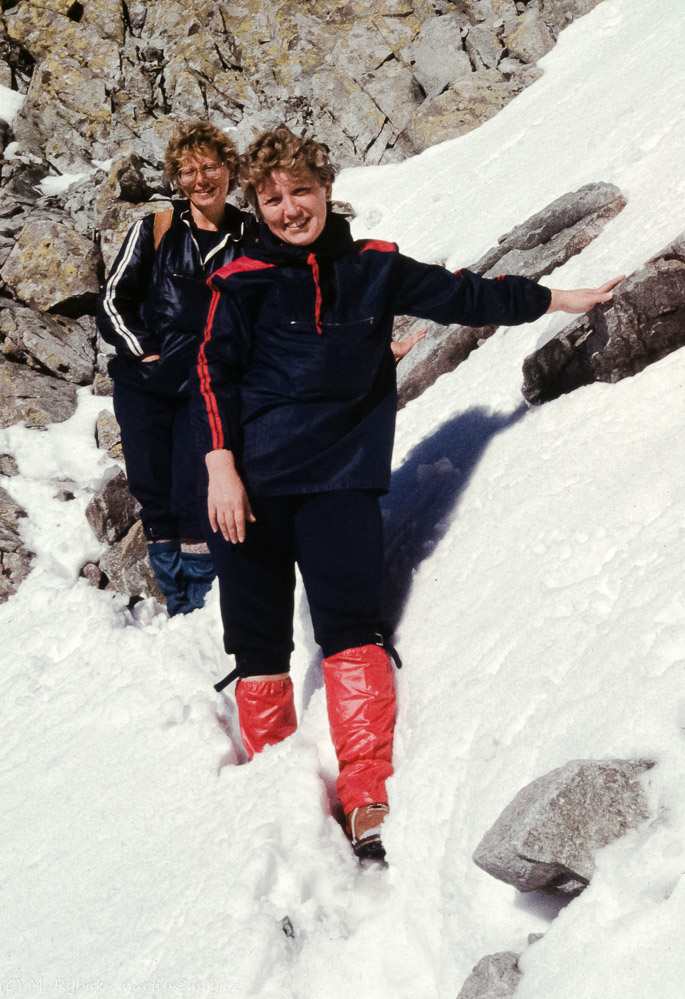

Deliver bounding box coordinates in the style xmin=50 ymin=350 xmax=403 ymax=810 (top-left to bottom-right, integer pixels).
xmin=194 ymin=126 xmax=621 ymax=861
xmin=97 ymin=120 xmax=253 ymax=615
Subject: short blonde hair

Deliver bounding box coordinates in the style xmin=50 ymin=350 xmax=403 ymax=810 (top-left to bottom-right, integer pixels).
xmin=240 ymin=127 xmax=337 ymax=211
xmin=165 ymin=120 xmax=240 ymax=191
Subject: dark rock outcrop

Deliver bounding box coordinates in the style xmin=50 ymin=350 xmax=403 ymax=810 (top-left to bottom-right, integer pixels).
xmin=396 ymin=183 xmax=626 ymax=408
xmin=99 ymin=520 xmax=163 ymax=604
xmin=0 ymin=484 xmax=33 ymax=602
xmin=522 ymin=232 xmax=685 ymax=404
xmin=456 ymin=951 xmax=521 ymax=999
xmin=471 ymin=183 xmax=627 ymax=281
xmin=0 ymin=452 xmax=18 ymax=476
xmin=80 ymin=560 xmax=106 ymax=589
xmin=473 ymin=759 xmax=654 ymax=895
xmin=0 ymin=300 xmax=96 ymax=384
xmin=85 ymin=467 xmax=139 ymax=545
xmin=0 ymin=354 xmax=78 ymax=427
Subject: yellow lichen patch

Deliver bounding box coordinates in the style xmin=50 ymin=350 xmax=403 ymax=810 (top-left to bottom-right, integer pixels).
xmin=1 ymin=221 xmax=100 ymax=311
xmin=6 ymin=5 xmax=78 ymax=61
xmin=205 ymin=69 xmax=256 ymax=106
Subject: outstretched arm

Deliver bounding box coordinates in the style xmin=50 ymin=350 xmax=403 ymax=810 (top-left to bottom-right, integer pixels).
xmin=546 ymin=276 xmax=625 ymax=314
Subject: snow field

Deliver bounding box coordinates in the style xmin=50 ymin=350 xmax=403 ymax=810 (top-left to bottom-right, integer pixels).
xmin=1 ymin=0 xmax=685 ymax=995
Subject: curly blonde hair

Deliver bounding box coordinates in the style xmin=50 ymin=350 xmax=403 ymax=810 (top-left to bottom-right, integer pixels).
xmin=240 ymin=127 xmax=337 ymax=211
xmin=165 ymin=120 xmax=240 ymax=191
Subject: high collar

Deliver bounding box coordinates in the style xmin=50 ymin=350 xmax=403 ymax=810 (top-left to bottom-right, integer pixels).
xmin=251 ymin=209 xmax=355 ymax=265
xmin=175 ymin=199 xmax=251 ymax=240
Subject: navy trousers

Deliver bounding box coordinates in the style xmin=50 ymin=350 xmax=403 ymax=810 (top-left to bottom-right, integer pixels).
xmin=205 ymin=490 xmax=385 ymax=675
xmin=113 ymin=378 xmax=206 ymax=542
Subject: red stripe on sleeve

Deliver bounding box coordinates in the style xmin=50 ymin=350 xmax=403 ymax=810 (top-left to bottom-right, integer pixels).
xmin=198 ymin=257 xmax=275 ymax=451
xmin=197 ymin=287 xmax=225 ymax=451
xmin=356 ymin=239 xmax=398 ymax=254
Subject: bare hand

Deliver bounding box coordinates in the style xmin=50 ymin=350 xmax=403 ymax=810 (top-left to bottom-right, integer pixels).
xmin=391 ymin=327 xmax=427 ymax=363
xmin=547 ymin=276 xmax=625 ymax=314
xmin=141 ymin=353 xmax=161 ymax=362
xmin=206 ymin=450 xmax=256 ymax=544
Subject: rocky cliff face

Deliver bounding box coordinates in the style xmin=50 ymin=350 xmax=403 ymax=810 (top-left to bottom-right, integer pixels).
xmin=2 ymin=0 xmax=603 ymax=181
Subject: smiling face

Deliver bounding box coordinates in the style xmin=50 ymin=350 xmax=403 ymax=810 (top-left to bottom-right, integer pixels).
xmin=256 ymin=168 xmax=332 ymax=246
xmin=176 ymin=145 xmax=231 ymax=225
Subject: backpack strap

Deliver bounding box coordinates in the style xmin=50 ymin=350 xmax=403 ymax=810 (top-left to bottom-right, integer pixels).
xmin=153 ymin=209 xmax=173 ymax=250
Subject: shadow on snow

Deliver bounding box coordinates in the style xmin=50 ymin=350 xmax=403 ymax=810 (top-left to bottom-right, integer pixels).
xmin=298 ymin=403 xmax=527 ymax=712
xmin=381 ymin=403 xmax=528 ymax=636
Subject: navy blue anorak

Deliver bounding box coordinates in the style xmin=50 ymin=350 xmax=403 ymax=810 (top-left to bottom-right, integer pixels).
xmin=193 ymin=212 xmax=551 ymax=496
xmin=97 ymin=200 xmax=252 ymax=396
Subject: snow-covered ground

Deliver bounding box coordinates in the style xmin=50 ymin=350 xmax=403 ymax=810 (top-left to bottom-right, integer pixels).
xmin=1 ymin=0 xmax=684 ymax=995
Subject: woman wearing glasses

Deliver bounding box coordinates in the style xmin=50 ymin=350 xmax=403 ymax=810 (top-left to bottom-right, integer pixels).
xmin=97 ymin=121 xmax=254 ymax=615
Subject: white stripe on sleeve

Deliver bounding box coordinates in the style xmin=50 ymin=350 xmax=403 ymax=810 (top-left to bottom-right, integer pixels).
xmin=102 ymin=219 xmax=147 ymax=356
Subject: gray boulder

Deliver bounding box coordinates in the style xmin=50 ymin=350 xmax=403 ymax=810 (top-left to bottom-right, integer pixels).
xmin=0 ymin=218 xmax=101 ymax=314
xmin=0 ymin=194 xmax=43 ymax=274
xmin=399 ymin=67 xmax=536 ymax=153
xmin=404 ymin=15 xmax=472 ymax=100
xmin=0 ymin=300 xmax=96 ymax=384
xmin=95 ymin=410 xmax=122 ymax=460
xmin=522 ymin=231 xmax=685 ymax=404
xmin=85 ymin=467 xmax=139 ymax=545
xmin=92 ymin=372 xmax=114 ymax=397
xmin=396 ymin=183 xmax=626 ymax=408
xmin=456 ymin=952 xmax=521 ymax=999
xmin=473 ymin=759 xmax=653 ymax=895
xmin=471 ymin=182 xmax=627 ymax=280
xmin=80 ymin=560 xmax=106 ymax=589
xmin=503 ymin=9 xmax=556 ymax=64
xmin=0 ymin=355 xmax=78 ymax=428
xmin=464 ymin=23 xmax=505 ymax=71
xmin=0 ymin=453 xmax=18 ymax=476
xmin=0 ymin=484 xmax=33 ymax=602
xmin=396 ymin=315 xmax=498 ymax=411
xmin=99 ymin=520 xmax=163 ymax=604
xmin=6 ymin=0 xmax=123 ymax=173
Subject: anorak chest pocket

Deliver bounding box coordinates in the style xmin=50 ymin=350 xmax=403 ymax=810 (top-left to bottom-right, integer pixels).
xmin=282 ymin=316 xmax=377 ymax=397
xmin=255 ymin=315 xmax=380 ymax=440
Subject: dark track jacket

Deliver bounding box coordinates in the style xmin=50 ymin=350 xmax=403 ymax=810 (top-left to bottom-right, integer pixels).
xmin=97 ymin=200 xmax=253 ymax=397
xmin=193 ymin=211 xmax=552 ymax=496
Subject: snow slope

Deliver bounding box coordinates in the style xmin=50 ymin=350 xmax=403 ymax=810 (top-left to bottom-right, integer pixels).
xmin=1 ymin=0 xmax=684 ymax=996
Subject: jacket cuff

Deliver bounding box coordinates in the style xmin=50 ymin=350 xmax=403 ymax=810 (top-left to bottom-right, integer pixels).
xmin=534 ymin=283 xmax=553 ymax=318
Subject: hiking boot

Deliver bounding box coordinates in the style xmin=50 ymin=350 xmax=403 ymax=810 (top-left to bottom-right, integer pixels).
xmin=345 ymin=803 xmax=389 ymax=862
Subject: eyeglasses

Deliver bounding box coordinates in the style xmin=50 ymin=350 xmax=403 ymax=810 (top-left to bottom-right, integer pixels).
xmin=177 ymin=163 xmax=226 ymax=184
